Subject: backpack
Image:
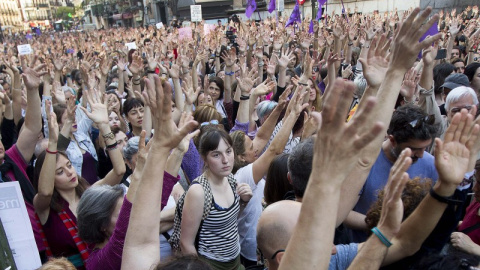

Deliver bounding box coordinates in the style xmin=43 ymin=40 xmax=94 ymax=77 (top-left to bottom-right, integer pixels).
xmin=169 ymin=173 xmax=237 ymax=252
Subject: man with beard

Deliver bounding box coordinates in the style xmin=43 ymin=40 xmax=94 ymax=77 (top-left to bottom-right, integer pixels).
xmin=348 ymin=104 xmax=439 ymax=242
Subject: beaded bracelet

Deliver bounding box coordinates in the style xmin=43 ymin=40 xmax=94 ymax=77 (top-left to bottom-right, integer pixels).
xmin=106 ymin=141 xmax=118 ymax=151
xmin=371 ymin=227 xmax=392 ymax=247
xmin=46 ymin=149 xmax=58 ymax=155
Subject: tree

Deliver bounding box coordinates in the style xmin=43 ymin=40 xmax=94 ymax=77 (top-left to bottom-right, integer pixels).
xmin=56 ymin=6 xmax=75 ymax=20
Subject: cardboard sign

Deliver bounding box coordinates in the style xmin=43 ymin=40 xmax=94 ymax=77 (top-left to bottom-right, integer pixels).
xmin=191 ymin=5 xmax=202 ymax=22
xmin=0 ymin=182 xmax=42 ymax=269
xmin=125 ymin=42 xmax=137 ymax=51
xmin=17 ymin=44 xmax=33 ymax=55
xmin=156 ymin=22 xmax=164 ymax=29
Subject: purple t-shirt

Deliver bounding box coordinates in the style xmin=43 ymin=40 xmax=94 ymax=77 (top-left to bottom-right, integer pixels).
xmin=86 ymin=197 xmax=132 ymax=270
xmin=5 ymin=144 xmax=45 ymax=251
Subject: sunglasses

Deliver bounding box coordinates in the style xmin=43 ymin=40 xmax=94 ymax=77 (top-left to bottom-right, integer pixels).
xmin=200 ymin=119 xmax=219 ymax=126
xmin=407 ymin=114 xmax=435 ymax=129
xmin=450 ymin=105 xmax=473 ymax=114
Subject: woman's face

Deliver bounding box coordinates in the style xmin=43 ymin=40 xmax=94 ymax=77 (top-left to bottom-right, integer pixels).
xmin=54 ymin=154 xmax=78 ymax=191
xmin=205 ymin=139 xmax=234 ymax=178
xmin=126 ymin=106 xmax=144 ymax=128
xmin=109 ymin=112 xmax=120 ymax=130
xmin=241 ymin=135 xmax=258 ymax=163
xmin=115 ymin=131 xmax=128 ymax=153
xmin=308 ymin=80 xmax=316 ymax=101
xmin=208 ymin=82 xmax=221 ymax=102
xmin=288 ymin=55 xmax=296 ymax=68
xmin=198 ymin=93 xmax=213 ymax=106
xmin=471 ymin=67 xmax=480 ymax=93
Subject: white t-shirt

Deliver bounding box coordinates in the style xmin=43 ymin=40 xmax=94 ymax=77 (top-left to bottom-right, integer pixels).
xmin=235 ymin=163 xmax=265 ymax=261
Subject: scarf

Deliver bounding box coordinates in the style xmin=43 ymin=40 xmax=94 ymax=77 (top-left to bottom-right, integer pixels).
xmin=0 ymin=153 xmax=36 ymax=204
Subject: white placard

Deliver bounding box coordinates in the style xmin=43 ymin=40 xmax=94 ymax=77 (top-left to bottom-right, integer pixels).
xmin=278 ymin=0 xmax=284 ymax=11
xmin=191 ymin=5 xmax=202 ymax=22
xmin=125 ymin=42 xmax=137 ymax=51
xmin=17 ymin=44 xmax=33 ymax=55
xmin=156 ymin=22 xmax=164 ymax=29
xmin=0 ymin=182 xmax=42 ymax=269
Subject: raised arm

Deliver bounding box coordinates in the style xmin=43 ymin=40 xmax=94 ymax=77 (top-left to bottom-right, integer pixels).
xmin=348 ymin=149 xmax=412 ymax=270
xmin=122 ymin=75 xmax=198 ymax=269
xmin=33 ymin=101 xmax=58 ymax=224
xmin=279 ymin=78 xmax=384 ymax=270
xmin=384 ymin=109 xmax=479 ymax=265
xmin=79 ymin=89 xmax=126 ymax=186
xmin=252 ymin=85 xmax=307 ymax=184
xmin=338 ymin=8 xmax=441 ymax=228
xmin=16 ymin=55 xmax=47 ymax=161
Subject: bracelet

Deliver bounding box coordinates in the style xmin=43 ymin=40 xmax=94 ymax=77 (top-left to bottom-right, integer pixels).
xmin=429 ymin=188 xmax=463 ymax=205
xmin=240 ymin=200 xmax=248 ymax=206
xmin=363 ymin=45 xmax=370 ymax=48
xmin=258 ymin=62 xmax=264 ymax=67
xmin=240 ymin=95 xmax=250 ymax=100
xmin=403 ymin=96 xmax=415 ymax=104
xmin=46 ymin=149 xmax=58 ymax=154
xmin=348 ymin=42 xmax=353 ymax=46
xmin=106 ymin=141 xmax=118 ymax=151
xmin=371 ymin=227 xmax=392 ymax=247
xmin=225 ymin=71 xmax=235 ymax=76
xmin=161 ymin=72 xmax=168 ymax=76
xmin=102 ymin=131 xmax=115 ymax=141
xmin=133 ymin=82 xmax=141 ymax=85
xmin=298 ymin=82 xmax=308 ymax=86
xmin=147 ymin=70 xmax=156 ymax=74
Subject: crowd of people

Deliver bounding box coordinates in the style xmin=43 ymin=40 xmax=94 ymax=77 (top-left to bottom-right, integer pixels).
xmin=3 ymin=3 xmax=480 ymax=270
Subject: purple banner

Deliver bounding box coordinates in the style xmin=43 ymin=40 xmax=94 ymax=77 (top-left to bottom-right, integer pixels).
xmin=246 ymin=0 xmax=257 ymax=18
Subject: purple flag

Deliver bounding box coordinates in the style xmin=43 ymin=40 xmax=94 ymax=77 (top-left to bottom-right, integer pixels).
xmin=285 ymin=1 xmax=301 ymax=27
xmin=316 ymin=0 xmax=327 ymax=20
xmin=309 ymin=20 xmax=314 ymax=34
xmin=268 ymin=0 xmax=275 ymax=13
xmin=418 ymin=22 xmax=439 ymax=58
xmin=246 ymin=0 xmax=257 ymax=18
xmin=26 ymin=33 xmax=32 ymax=40
xmin=35 ymin=28 xmax=41 ymax=36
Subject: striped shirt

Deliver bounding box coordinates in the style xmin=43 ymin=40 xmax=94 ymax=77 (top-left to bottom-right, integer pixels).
xmin=196 ymin=185 xmax=241 ymax=262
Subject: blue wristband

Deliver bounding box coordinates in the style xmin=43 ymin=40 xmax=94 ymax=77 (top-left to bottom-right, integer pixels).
xmin=371 ymin=227 xmax=392 ymax=247
xmin=225 ymin=71 xmax=235 ymax=76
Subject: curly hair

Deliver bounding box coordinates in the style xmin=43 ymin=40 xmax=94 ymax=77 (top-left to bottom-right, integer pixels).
xmin=365 ymin=177 xmax=432 ymax=231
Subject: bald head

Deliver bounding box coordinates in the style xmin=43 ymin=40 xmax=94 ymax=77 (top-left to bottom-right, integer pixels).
xmin=257 ymin=201 xmax=301 ymax=269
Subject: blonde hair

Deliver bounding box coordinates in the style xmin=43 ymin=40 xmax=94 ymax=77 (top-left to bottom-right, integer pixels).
xmin=38 ymin=258 xmax=76 ymax=270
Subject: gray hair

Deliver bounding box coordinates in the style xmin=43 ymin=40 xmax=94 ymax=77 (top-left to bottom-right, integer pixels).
xmin=445 ymin=86 xmax=478 ymax=112
xmin=77 ymin=185 xmax=124 ymax=244
xmin=123 ymin=136 xmax=140 ymax=161
xmin=354 ymin=75 xmax=367 ymax=99
xmin=256 ymin=100 xmax=278 ymax=120
xmin=287 ymin=138 xmax=314 ymax=199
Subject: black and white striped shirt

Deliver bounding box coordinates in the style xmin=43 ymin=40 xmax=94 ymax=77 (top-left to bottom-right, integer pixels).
xmin=196 ymin=187 xmax=241 ymax=262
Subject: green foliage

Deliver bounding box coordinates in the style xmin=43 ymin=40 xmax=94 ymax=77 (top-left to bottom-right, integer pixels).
xmin=56 ymin=6 xmax=75 ymax=20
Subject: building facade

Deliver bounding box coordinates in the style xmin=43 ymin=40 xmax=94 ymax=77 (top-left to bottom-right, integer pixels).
xmin=0 ymin=0 xmax=24 ymax=29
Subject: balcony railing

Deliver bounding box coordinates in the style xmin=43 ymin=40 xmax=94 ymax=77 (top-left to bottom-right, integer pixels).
xmin=38 ymin=3 xmax=49 ymax=7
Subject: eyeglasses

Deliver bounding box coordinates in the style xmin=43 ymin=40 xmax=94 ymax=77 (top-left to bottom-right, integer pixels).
xmin=257 ymin=248 xmax=285 ymax=264
xmin=450 ymin=105 xmax=473 ymax=114
xmin=201 ymin=119 xmax=219 ymax=126
xmin=407 ymin=114 xmax=435 ymax=129
xmin=270 ymin=249 xmax=285 ymax=260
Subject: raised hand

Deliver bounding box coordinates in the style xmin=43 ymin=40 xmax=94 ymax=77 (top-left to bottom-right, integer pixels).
xmin=181 ymin=78 xmax=201 ymax=105
xmin=358 ymin=34 xmax=391 ymax=89
xmin=80 ymin=89 xmax=109 ymax=125
xmin=129 ymin=53 xmax=143 ymax=75
xmin=313 ymin=78 xmax=384 ymax=183
xmin=21 ymin=55 xmax=48 ymax=90
xmin=390 ymin=7 xmax=441 ymax=72
xmin=422 ymin=40 xmax=439 ymax=66
xmin=237 ymin=64 xmax=257 ymax=95
xmin=168 ymin=61 xmax=181 ymax=79
xmin=252 ymin=78 xmax=276 ymax=97
xmin=277 ymin=49 xmax=295 ymax=69
xmin=377 ymin=148 xmax=412 ymax=240
xmin=400 ymin=68 xmax=418 ymax=102
xmin=46 ymin=100 xmax=59 ymax=143
xmin=142 ymin=74 xmax=198 ymax=152
xmin=436 ymin=109 xmax=479 ymax=189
